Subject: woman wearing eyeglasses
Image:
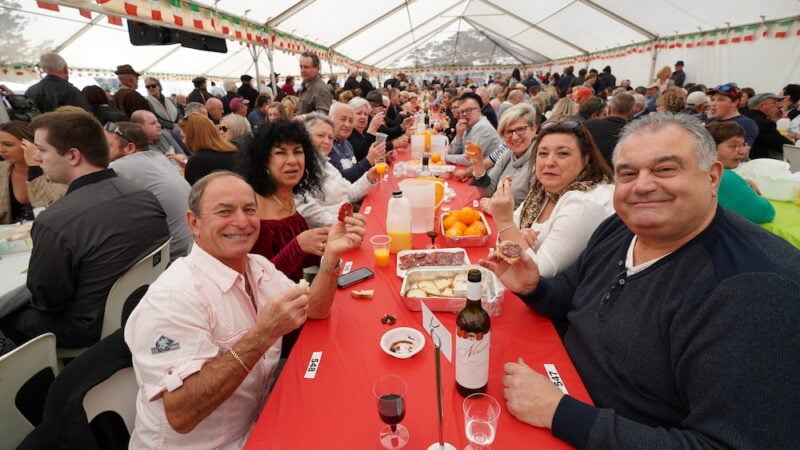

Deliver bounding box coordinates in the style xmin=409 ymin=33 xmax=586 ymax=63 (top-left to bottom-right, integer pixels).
xmin=179 ymin=113 xmax=238 ymax=185
xmin=0 ymin=121 xmax=66 ymax=223
xmin=485 ymin=121 xmax=614 ymax=276
xmin=469 ymin=104 xmax=540 ymax=208
xmin=145 ymin=77 xmax=181 ymax=129
xmin=705 ymin=122 xmax=775 ymax=224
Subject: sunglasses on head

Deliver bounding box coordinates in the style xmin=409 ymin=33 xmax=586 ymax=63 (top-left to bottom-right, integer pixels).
xmin=541 ymin=120 xmax=579 ymax=130
xmin=711 ymin=85 xmax=742 ymax=99
xmin=104 ymin=122 xmax=131 ymax=143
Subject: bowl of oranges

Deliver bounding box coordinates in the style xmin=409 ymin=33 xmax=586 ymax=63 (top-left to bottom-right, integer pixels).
xmin=440 ymin=206 xmax=491 ymax=247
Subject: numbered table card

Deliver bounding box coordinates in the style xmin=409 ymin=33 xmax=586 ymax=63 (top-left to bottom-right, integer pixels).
xmin=304 ymin=351 xmax=323 ymax=379
xmin=544 ymin=363 xmax=568 ymax=394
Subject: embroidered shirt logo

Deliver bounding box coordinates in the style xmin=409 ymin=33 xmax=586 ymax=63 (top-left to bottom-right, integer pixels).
xmin=151 ymin=335 xmax=180 ymax=354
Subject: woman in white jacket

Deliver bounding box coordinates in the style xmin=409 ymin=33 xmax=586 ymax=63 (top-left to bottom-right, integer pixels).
xmin=296 ymin=113 xmax=379 ymax=228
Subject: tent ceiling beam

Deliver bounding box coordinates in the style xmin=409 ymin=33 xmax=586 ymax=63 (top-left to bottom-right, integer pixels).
xmin=53 ymin=13 xmax=105 ymax=54
xmin=357 ymin=0 xmax=469 ymax=63
xmin=266 ymin=0 xmax=316 ymax=28
xmin=202 ymin=45 xmax=250 ymax=77
xmin=329 ymin=0 xmax=418 ymax=51
xmin=578 ymin=0 xmax=657 ymax=40
xmin=476 ymin=0 xmax=588 ymax=56
xmin=370 ymin=17 xmax=460 ymax=69
xmin=461 ymin=16 xmax=527 ymax=65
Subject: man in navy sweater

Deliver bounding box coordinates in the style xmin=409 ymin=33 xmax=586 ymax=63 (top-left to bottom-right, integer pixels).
xmin=483 ymin=113 xmax=800 ymax=449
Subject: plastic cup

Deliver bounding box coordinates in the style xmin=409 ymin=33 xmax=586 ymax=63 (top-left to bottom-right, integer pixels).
xmin=375 ymin=132 xmax=388 ymax=146
xmin=371 ymin=235 xmax=392 ymax=267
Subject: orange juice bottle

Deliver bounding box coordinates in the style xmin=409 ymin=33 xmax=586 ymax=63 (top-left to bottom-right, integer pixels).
xmin=387 ymin=190 xmax=412 ymax=253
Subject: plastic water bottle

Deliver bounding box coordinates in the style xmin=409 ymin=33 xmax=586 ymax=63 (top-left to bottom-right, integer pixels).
xmin=386 ymin=190 xmax=412 ymax=253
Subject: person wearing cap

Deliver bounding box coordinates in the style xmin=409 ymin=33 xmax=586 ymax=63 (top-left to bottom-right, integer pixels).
xmin=25 ymin=53 xmax=91 ymax=113
xmin=447 ymin=92 xmax=503 ymax=171
xmin=644 ymin=81 xmax=661 ymax=113
xmin=113 ymin=64 xmax=151 ymax=118
xmin=670 ymin=60 xmax=686 ymax=88
xmin=237 ymin=75 xmax=259 ymax=110
xmin=298 ymin=52 xmax=334 ymax=116
xmin=105 ymin=121 xmax=193 ymax=261
xmin=570 ymin=86 xmax=594 ymax=107
xmin=230 ymin=98 xmax=249 ymax=117
xmin=706 ymin=84 xmax=758 ymax=147
xmin=187 ymin=76 xmax=211 ymax=105
xmin=681 ymin=91 xmax=709 ymax=120
xmin=744 ymin=93 xmax=794 ymax=159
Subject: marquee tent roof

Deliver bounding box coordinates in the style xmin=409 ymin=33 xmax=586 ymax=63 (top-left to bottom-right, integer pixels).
xmin=1 ymin=0 xmax=799 ymax=90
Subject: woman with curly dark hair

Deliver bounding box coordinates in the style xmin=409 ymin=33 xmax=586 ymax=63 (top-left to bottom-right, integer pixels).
xmin=239 ymin=119 xmax=343 ymax=281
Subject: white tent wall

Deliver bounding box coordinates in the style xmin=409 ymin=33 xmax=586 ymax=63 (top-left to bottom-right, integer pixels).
xmin=538 ymin=35 xmax=800 ymax=93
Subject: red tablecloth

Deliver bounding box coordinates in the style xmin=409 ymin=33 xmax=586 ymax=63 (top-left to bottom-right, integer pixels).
xmin=245 ymin=170 xmax=592 ymax=450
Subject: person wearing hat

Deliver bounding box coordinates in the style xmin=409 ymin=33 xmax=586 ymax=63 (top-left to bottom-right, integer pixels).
xmin=229 ymin=98 xmax=249 ymax=117
xmin=187 ymin=76 xmax=211 ymax=105
xmin=670 ymin=60 xmax=686 ymax=88
xmin=570 ymin=86 xmax=594 ymax=106
xmin=706 ymin=84 xmax=758 ymax=148
xmin=237 ymin=75 xmax=259 ymax=112
xmin=681 ymin=91 xmax=709 ymax=119
xmin=743 ymin=93 xmax=794 ymax=159
xmin=113 ymin=64 xmax=151 ymax=118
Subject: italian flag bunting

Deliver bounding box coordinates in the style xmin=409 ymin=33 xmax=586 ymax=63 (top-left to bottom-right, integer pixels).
xmin=108 ymin=15 xmax=123 ymax=26
xmin=169 ymin=0 xmax=183 ymax=26
xmin=220 ymin=13 xmax=230 ymax=35
xmin=189 ymin=3 xmax=203 ymax=30
xmin=743 ymin=24 xmax=758 ymax=41
xmin=36 ymin=1 xmax=58 ymax=11
xmin=79 ymin=8 xmax=92 ymax=19
xmin=151 ymin=0 xmax=163 ymax=22
xmin=774 ymin=20 xmax=792 ymax=38
xmin=124 ymin=1 xmax=138 ymax=16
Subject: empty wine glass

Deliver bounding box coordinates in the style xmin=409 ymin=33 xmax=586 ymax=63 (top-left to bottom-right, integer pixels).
xmin=463 ymin=393 xmax=500 ymax=450
xmin=373 ymin=375 xmax=409 ymax=449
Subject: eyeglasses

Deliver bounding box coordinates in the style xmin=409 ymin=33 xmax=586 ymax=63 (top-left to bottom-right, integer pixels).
xmin=145 ymin=84 xmax=158 ymax=89
xmin=458 ymin=106 xmax=480 ymax=116
xmin=104 ymin=122 xmax=131 ymax=143
xmin=501 ymin=125 xmax=531 ymax=138
xmin=541 ymin=120 xmax=579 ymax=130
xmin=219 ymin=125 xmax=229 ymax=133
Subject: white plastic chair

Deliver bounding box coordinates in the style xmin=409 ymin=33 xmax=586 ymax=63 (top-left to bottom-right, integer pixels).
xmin=784 ymin=144 xmax=800 ymax=173
xmin=58 ymin=239 xmax=171 ymax=362
xmin=83 ymin=367 xmax=138 ymax=435
xmin=0 ymin=333 xmax=59 ymax=448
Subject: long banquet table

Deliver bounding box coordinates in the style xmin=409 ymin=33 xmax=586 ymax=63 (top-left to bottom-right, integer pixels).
xmin=245 ymin=166 xmax=592 ymax=449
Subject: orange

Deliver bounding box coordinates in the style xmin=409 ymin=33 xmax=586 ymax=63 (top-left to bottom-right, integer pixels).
xmin=466 ymin=221 xmax=487 ymax=235
xmin=442 ymin=213 xmax=459 ymax=229
xmin=445 ymin=226 xmax=464 ymax=237
xmin=430 ymin=152 xmax=442 ymax=164
xmin=457 ymin=207 xmax=480 ymax=225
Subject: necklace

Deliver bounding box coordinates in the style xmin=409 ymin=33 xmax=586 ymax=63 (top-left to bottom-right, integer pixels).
xmin=271 ymin=194 xmax=295 ymax=214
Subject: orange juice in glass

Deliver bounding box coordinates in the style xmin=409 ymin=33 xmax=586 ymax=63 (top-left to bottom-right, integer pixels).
xmin=371 ymin=235 xmax=392 ymax=267
xmin=375 ymin=162 xmax=388 ymax=176
xmin=466 ymin=142 xmax=482 ymax=160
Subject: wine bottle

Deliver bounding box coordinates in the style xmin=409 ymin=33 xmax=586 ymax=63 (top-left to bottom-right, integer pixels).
xmin=419 ymin=153 xmax=432 ymax=178
xmin=455 ymin=269 xmax=491 ymax=397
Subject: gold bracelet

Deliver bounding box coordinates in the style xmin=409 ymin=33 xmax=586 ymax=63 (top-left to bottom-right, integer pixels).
xmin=229 ymin=347 xmax=250 ymax=373
xmin=319 ymin=255 xmax=344 ymax=275
xmin=497 ymin=224 xmax=515 ymax=235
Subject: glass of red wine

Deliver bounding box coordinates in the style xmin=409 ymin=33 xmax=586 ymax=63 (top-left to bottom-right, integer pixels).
xmin=373 ymin=375 xmax=409 ymax=449
xmin=426 ymin=215 xmax=439 ymax=249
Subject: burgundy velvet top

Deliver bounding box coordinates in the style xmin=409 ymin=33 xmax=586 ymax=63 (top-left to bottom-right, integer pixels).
xmin=251 ymin=211 xmax=320 ymax=282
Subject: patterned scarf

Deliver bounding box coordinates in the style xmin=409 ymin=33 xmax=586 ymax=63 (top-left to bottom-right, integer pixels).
xmin=518 ymin=171 xmax=611 ymax=229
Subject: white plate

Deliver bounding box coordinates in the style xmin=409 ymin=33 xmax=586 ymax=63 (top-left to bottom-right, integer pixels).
xmin=380 ymin=327 xmax=425 ymax=359
xmin=395 ymin=248 xmax=470 ymax=278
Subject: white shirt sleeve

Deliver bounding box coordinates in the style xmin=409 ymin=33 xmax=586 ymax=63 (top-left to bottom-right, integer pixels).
xmin=525 ymin=185 xmax=615 ymax=277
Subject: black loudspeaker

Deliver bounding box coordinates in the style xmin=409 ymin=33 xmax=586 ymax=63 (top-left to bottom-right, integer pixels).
xmin=174 ymin=30 xmax=228 ymax=53
xmin=128 ymin=21 xmax=174 ymax=45
xmin=127 ymin=21 xmax=227 ymax=53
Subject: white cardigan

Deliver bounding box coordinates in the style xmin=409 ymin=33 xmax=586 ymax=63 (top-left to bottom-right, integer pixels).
xmin=295 ymin=159 xmax=376 ymax=228
xmin=513 ymin=184 xmax=615 ymax=277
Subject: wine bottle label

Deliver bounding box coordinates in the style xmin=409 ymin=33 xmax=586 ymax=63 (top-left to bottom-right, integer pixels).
xmin=455 ymin=331 xmax=490 ymax=389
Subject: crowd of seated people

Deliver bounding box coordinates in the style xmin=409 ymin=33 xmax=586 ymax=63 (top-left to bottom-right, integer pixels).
xmin=1 ymin=50 xmax=799 ymax=449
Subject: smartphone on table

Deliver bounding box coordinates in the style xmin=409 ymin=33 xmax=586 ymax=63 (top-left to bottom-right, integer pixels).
xmin=337 ymin=267 xmax=374 ymax=288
